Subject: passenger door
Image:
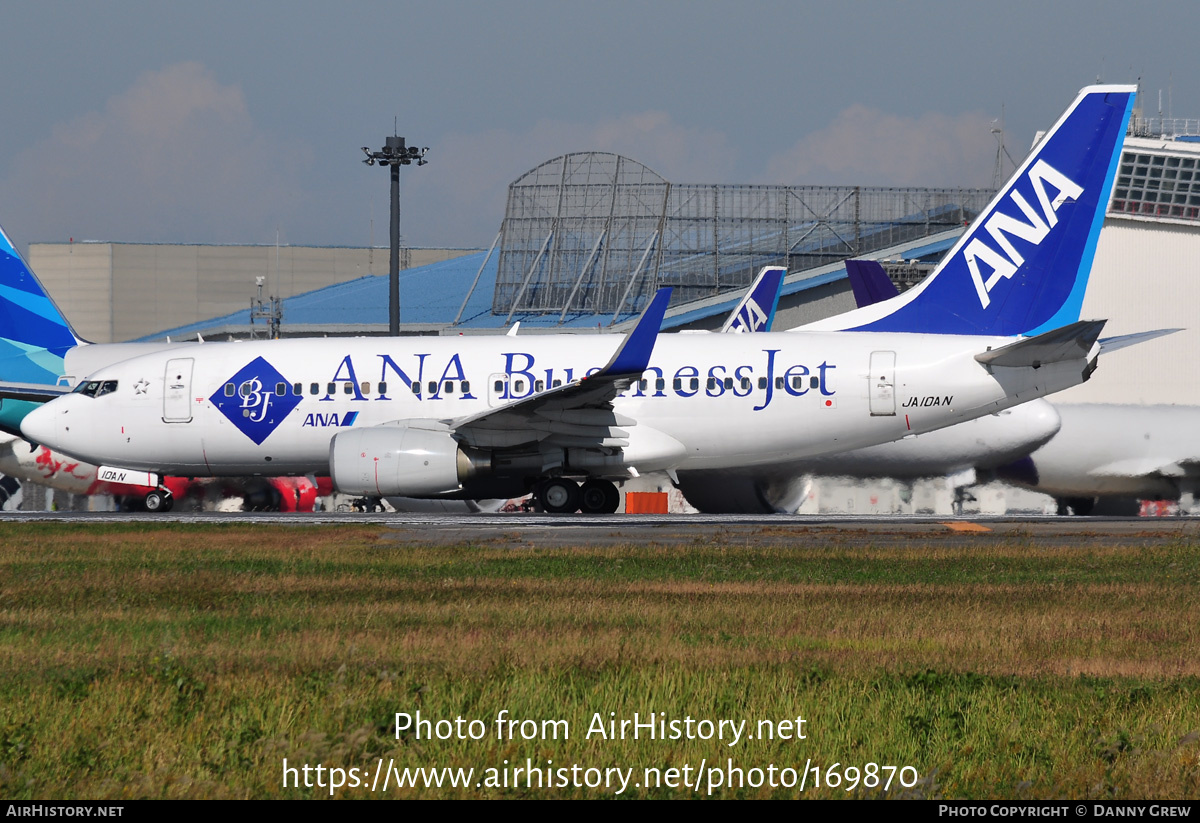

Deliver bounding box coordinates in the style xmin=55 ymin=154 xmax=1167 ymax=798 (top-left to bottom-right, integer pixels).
xmin=163 ymin=358 xmax=194 ymax=423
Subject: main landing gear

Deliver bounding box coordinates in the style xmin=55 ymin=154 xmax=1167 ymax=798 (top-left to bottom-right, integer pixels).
xmin=143 ymin=487 xmax=174 ymax=513
xmin=535 ymin=478 xmax=620 ymax=514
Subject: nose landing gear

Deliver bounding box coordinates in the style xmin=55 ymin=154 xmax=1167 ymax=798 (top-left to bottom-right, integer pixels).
xmin=143 ymin=487 xmax=174 ymax=513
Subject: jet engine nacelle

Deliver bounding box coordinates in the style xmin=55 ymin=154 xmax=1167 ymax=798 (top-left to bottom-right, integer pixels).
xmin=675 ymin=471 xmax=811 ymax=514
xmin=330 ymin=423 xmax=479 ymax=497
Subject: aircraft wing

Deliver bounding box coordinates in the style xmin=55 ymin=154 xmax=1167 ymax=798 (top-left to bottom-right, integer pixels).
xmin=0 ymin=381 xmax=72 ymax=402
xmin=450 ymin=288 xmax=671 ymax=450
xmin=1088 ymin=457 xmax=1200 ymax=479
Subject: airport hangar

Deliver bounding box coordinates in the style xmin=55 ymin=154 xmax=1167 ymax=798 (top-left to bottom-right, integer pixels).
xmin=23 ymin=121 xmax=1200 ymax=513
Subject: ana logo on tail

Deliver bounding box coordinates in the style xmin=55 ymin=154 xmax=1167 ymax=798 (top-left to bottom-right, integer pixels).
xmin=966 ymin=159 xmax=1083 ymax=309
xmin=802 ymin=85 xmax=1136 ymax=337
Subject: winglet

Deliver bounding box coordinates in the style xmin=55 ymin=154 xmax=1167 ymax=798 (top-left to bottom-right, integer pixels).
xmin=600 ymin=287 xmax=671 ymax=376
xmin=721 ymin=267 xmax=786 ymax=332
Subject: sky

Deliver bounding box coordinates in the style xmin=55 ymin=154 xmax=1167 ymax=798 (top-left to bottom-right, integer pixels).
xmin=2 ymin=0 xmax=1198 ymax=254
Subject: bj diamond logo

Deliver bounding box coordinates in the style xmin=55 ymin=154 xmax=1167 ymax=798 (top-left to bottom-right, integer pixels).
xmin=209 ymin=356 xmax=302 ymax=444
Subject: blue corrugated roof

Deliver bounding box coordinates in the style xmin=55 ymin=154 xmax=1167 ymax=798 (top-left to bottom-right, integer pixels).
xmin=144 ymin=250 xmax=647 ymax=340
xmin=143 ymin=231 xmax=961 ymax=341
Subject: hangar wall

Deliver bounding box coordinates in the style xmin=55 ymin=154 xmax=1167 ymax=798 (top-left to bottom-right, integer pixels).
xmin=28 ymin=243 xmax=479 ymax=343
xmin=1060 ymin=219 xmax=1200 ymax=404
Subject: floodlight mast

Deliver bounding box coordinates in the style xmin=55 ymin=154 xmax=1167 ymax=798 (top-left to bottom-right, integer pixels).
xmin=362 ymin=135 xmax=429 ymax=335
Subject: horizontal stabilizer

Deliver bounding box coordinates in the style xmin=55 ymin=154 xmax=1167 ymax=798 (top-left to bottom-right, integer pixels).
xmin=974 ymin=319 xmax=1106 ymax=368
xmin=0 ymin=381 xmax=72 ymax=402
xmin=1097 ymin=327 xmax=1182 ymax=355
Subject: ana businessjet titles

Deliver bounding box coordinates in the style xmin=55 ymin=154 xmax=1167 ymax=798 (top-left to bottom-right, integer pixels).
xmin=14 ymin=86 xmax=1155 ymax=512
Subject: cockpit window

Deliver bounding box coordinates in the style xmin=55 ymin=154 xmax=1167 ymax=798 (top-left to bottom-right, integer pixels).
xmin=72 ymin=380 xmax=118 ymax=398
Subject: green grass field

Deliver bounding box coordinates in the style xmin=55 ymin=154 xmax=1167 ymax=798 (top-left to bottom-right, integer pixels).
xmin=1 ymin=522 xmax=1199 ymax=798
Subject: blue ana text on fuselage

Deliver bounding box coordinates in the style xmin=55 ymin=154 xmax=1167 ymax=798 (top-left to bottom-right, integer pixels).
xmin=313 ymin=348 xmax=835 ymax=411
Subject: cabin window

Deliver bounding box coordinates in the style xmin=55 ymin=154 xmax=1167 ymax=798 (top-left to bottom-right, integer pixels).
xmin=639 ymin=379 xmax=647 ymax=391
xmin=690 ymin=377 xmax=699 ymax=391
xmin=275 ymin=382 xmax=287 ymax=396
xmin=310 ymin=383 xmax=319 ymax=395
xmin=361 ymin=382 xmax=370 ymax=395
xmin=443 ymin=381 xmax=454 ymax=394
xmin=535 ymin=380 xmax=544 ymax=392
xmin=810 ymin=376 xmax=820 ymax=389
xmin=673 ymin=378 xmax=681 ymax=391
xmin=378 ymin=381 xmax=388 ymax=395
xmin=326 ymin=383 xmax=336 ymax=396
xmin=513 ymin=379 xmax=525 ymax=393
xmin=758 ymin=377 xmax=767 ymax=390
xmin=411 ymin=381 xmax=421 ymax=395
xmin=224 ymin=383 xmax=235 ymax=397
xmin=775 ymin=377 xmax=784 ymax=390
xmin=461 ymin=380 xmax=470 ymax=394
xmin=493 ymin=379 xmax=504 ymax=393
xmin=240 ymin=382 xmax=253 ymax=397
xmin=707 ymin=377 xmax=716 ymax=390
xmin=655 ymin=378 xmax=665 ymax=392
xmin=723 ymin=377 xmax=733 ymax=390
xmin=792 ymin=376 xmax=803 ymax=389
xmin=293 ymin=383 xmax=302 ymax=396
xmin=740 ymin=378 xmax=751 ymax=391
xmin=428 ymin=381 xmax=437 ymax=395
xmin=342 ymin=382 xmax=353 ymax=395
xmin=551 ymin=380 xmax=560 ymax=389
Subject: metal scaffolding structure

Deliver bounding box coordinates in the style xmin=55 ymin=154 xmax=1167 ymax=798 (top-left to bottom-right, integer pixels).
xmin=490 ymin=152 xmax=994 ymax=322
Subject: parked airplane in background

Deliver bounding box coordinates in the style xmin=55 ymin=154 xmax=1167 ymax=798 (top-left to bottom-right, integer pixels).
xmin=721 ymin=266 xmax=785 ymax=333
xmin=0 ymin=433 xmax=320 ymax=511
xmin=13 ymin=86 xmax=1146 ymax=512
xmin=996 ymin=405 xmax=1200 ymax=515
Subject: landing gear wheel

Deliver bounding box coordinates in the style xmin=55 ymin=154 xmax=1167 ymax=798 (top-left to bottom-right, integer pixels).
xmin=580 ymin=479 xmax=620 ymax=514
xmin=1062 ymin=496 xmax=1096 ymax=516
xmin=144 ymin=488 xmax=173 ymax=513
xmin=537 ymin=478 xmax=580 ymax=514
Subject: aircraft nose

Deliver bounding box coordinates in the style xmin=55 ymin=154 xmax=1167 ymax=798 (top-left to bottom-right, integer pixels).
xmin=1025 ymin=399 xmax=1063 ymax=441
xmin=20 ymin=399 xmax=61 ymax=447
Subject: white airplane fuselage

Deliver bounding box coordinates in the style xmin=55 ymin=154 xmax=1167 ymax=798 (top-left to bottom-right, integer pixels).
xmin=22 ymin=329 xmax=1092 ymax=494
xmin=999 ymin=403 xmax=1200 ymax=500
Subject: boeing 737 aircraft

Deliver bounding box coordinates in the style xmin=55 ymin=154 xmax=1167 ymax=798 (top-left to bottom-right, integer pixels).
xmin=10 ymin=86 xmax=1149 ymax=512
